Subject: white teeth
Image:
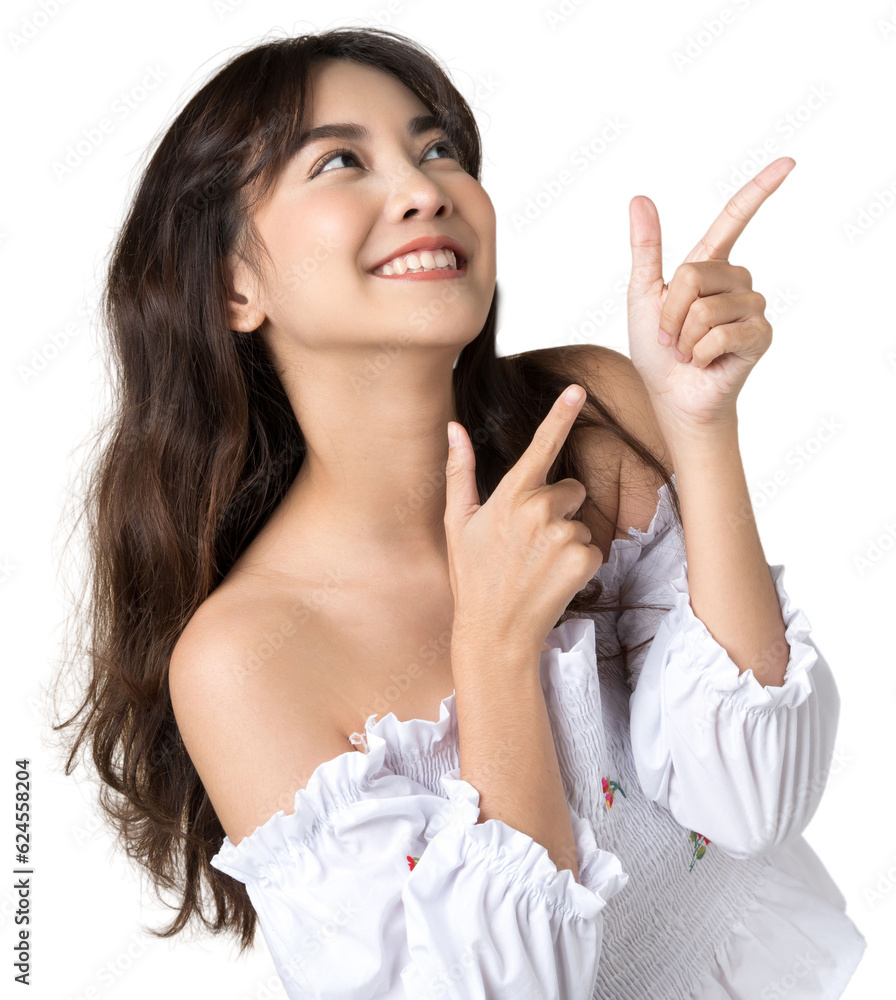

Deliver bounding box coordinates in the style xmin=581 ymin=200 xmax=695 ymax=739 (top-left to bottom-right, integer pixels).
xmin=374 ymin=247 xmax=460 ymax=276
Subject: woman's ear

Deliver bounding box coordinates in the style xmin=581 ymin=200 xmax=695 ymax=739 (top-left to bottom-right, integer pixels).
xmin=226 ymin=256 xmax=266 ymax=333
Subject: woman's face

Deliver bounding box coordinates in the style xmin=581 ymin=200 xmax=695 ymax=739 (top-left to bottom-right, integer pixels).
xmin=235 ymin=58 xmax=497 ymax=356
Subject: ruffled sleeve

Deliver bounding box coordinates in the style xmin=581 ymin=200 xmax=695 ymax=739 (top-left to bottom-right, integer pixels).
xmin=209 ymin=728 xmax=628 ymax=1000
xmin=604 ymin=474 xmax=841 ymax=860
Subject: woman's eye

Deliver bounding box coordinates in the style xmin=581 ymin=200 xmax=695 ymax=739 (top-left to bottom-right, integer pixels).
xmin=315 ymin=149 xmax=361 ymax=175
xmin=422 ymin=140 xmax=458 ymax=162
xmin=312 ymin=138 xmax=457 ymax=178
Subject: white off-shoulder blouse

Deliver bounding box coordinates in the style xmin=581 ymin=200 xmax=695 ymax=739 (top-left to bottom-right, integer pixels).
xmin=210 ymin=475 xmax=867 ymax=999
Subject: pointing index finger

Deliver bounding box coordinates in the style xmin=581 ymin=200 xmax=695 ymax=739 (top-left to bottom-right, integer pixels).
xmin=684 ymin=157 xmax=795 ymax=263
xmin=510 ymin=384 xmax=585 ymax=493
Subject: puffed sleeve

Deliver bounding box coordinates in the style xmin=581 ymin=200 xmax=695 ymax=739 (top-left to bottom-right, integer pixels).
xmin=606 ymin=475 xmax=841 ymax=860
xmin=209 ymin=728 xmax=628 ymax=1000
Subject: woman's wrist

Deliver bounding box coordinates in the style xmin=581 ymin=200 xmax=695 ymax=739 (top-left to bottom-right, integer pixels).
xmin=450 ymin=633 xmax=544 ymax=684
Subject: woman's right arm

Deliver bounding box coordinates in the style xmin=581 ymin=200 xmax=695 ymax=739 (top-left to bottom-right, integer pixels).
xmin=208 ymin=728 xmax=626 ymax=1000
xmin=171 ymin=621 xmax=627 ymax=1000
xmin=452 ymin=635 xmax=582 ymax=882
xmin=443 ymin=386 xmax=611 ymax=890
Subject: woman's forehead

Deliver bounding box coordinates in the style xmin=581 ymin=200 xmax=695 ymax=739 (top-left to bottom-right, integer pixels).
xmin=303 ymin=59 xmax=427 ymax=121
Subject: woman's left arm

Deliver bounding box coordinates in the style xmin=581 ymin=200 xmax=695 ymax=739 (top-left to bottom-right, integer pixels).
xmin=660 ymin=419 xmax=788 ymax=687
xmin=626 ymin=156 xmax=800 ymax=688
xmin=611 ymin=157 xmax=844 ymax=857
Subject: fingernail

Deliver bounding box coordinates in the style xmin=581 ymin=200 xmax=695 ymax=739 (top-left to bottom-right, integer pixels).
xmin=448 ymin=423 xmax=458 ymax=448
xmin=658 ymin=329 xmax=673 ymax=346
xmin=673 ymin=347 xmax=686 ymax=362
xmin=564 ymin=386 xmax=584 ymax=406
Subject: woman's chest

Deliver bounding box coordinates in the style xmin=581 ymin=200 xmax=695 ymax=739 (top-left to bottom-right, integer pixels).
xmin=307 ymin=587 xmax=459 ymax=746
xmin=340 ymin=638 xmax=456 ymax=744
xmin=317 ymin=540 xmax=622 ymax=747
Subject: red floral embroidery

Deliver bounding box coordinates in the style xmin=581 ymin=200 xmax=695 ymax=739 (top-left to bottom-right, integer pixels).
xmin=407 ymin=854 xmax=420 ymax=872
xmin=601 ymin=775 xmax=626 ymax=809
xmin=688 ymin=831 xmax=711 ymax=871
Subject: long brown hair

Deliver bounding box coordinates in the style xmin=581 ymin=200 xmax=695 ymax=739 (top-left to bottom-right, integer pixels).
xmin=50 ymin=26 xmax=682 ymax=954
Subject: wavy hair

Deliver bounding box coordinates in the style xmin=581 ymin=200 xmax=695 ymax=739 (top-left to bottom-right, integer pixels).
xmin=50 ymin=25 xmax=682 ymax=954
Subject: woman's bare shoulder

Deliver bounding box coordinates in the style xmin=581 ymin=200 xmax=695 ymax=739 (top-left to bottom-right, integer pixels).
xmin=508 ymin=346 xmax=622 ymax=549
xmin=516 ymin=344 xmax=673 ymax=537
xmin=169 ymin=583 xmax=350 ymax=847
xmin=518 ymin=345 xmax=666 ymax=450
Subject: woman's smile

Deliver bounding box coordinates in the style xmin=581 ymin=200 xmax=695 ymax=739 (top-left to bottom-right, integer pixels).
xmin=368 ymin=236 xmax=470 ymax=280
xmin=369 ymin=255 xmax=469 ymax=281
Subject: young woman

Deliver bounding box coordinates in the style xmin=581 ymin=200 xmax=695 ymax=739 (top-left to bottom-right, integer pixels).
xmin=53 ymin=25 xmax=866 ymax=1000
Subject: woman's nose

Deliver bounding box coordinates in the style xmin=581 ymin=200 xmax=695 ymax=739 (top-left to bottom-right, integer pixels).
xmin=381 ymin=162 xmax=453 ymax=218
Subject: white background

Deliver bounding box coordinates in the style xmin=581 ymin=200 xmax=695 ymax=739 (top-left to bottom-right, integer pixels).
xmin=2 ymin=0 xmax=893 ymax=996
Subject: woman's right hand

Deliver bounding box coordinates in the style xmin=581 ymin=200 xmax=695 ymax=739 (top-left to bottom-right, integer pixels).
xmin=444 ymin=384 xmax=604 ymax=657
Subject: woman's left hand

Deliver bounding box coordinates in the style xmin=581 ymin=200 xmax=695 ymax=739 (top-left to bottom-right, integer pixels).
xmin=626 ymin=157 xmax=796 ymax=431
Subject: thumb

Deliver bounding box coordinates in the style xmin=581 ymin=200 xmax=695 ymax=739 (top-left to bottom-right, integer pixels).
xmin=444 ymin=421 xmax=481 ymax=528
xmin=628 ymin=195 xmax=664 ymax=297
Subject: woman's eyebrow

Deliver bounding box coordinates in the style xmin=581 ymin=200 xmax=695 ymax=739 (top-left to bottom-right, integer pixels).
xmin=294 ymin=113 xmax=445 ymax=155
